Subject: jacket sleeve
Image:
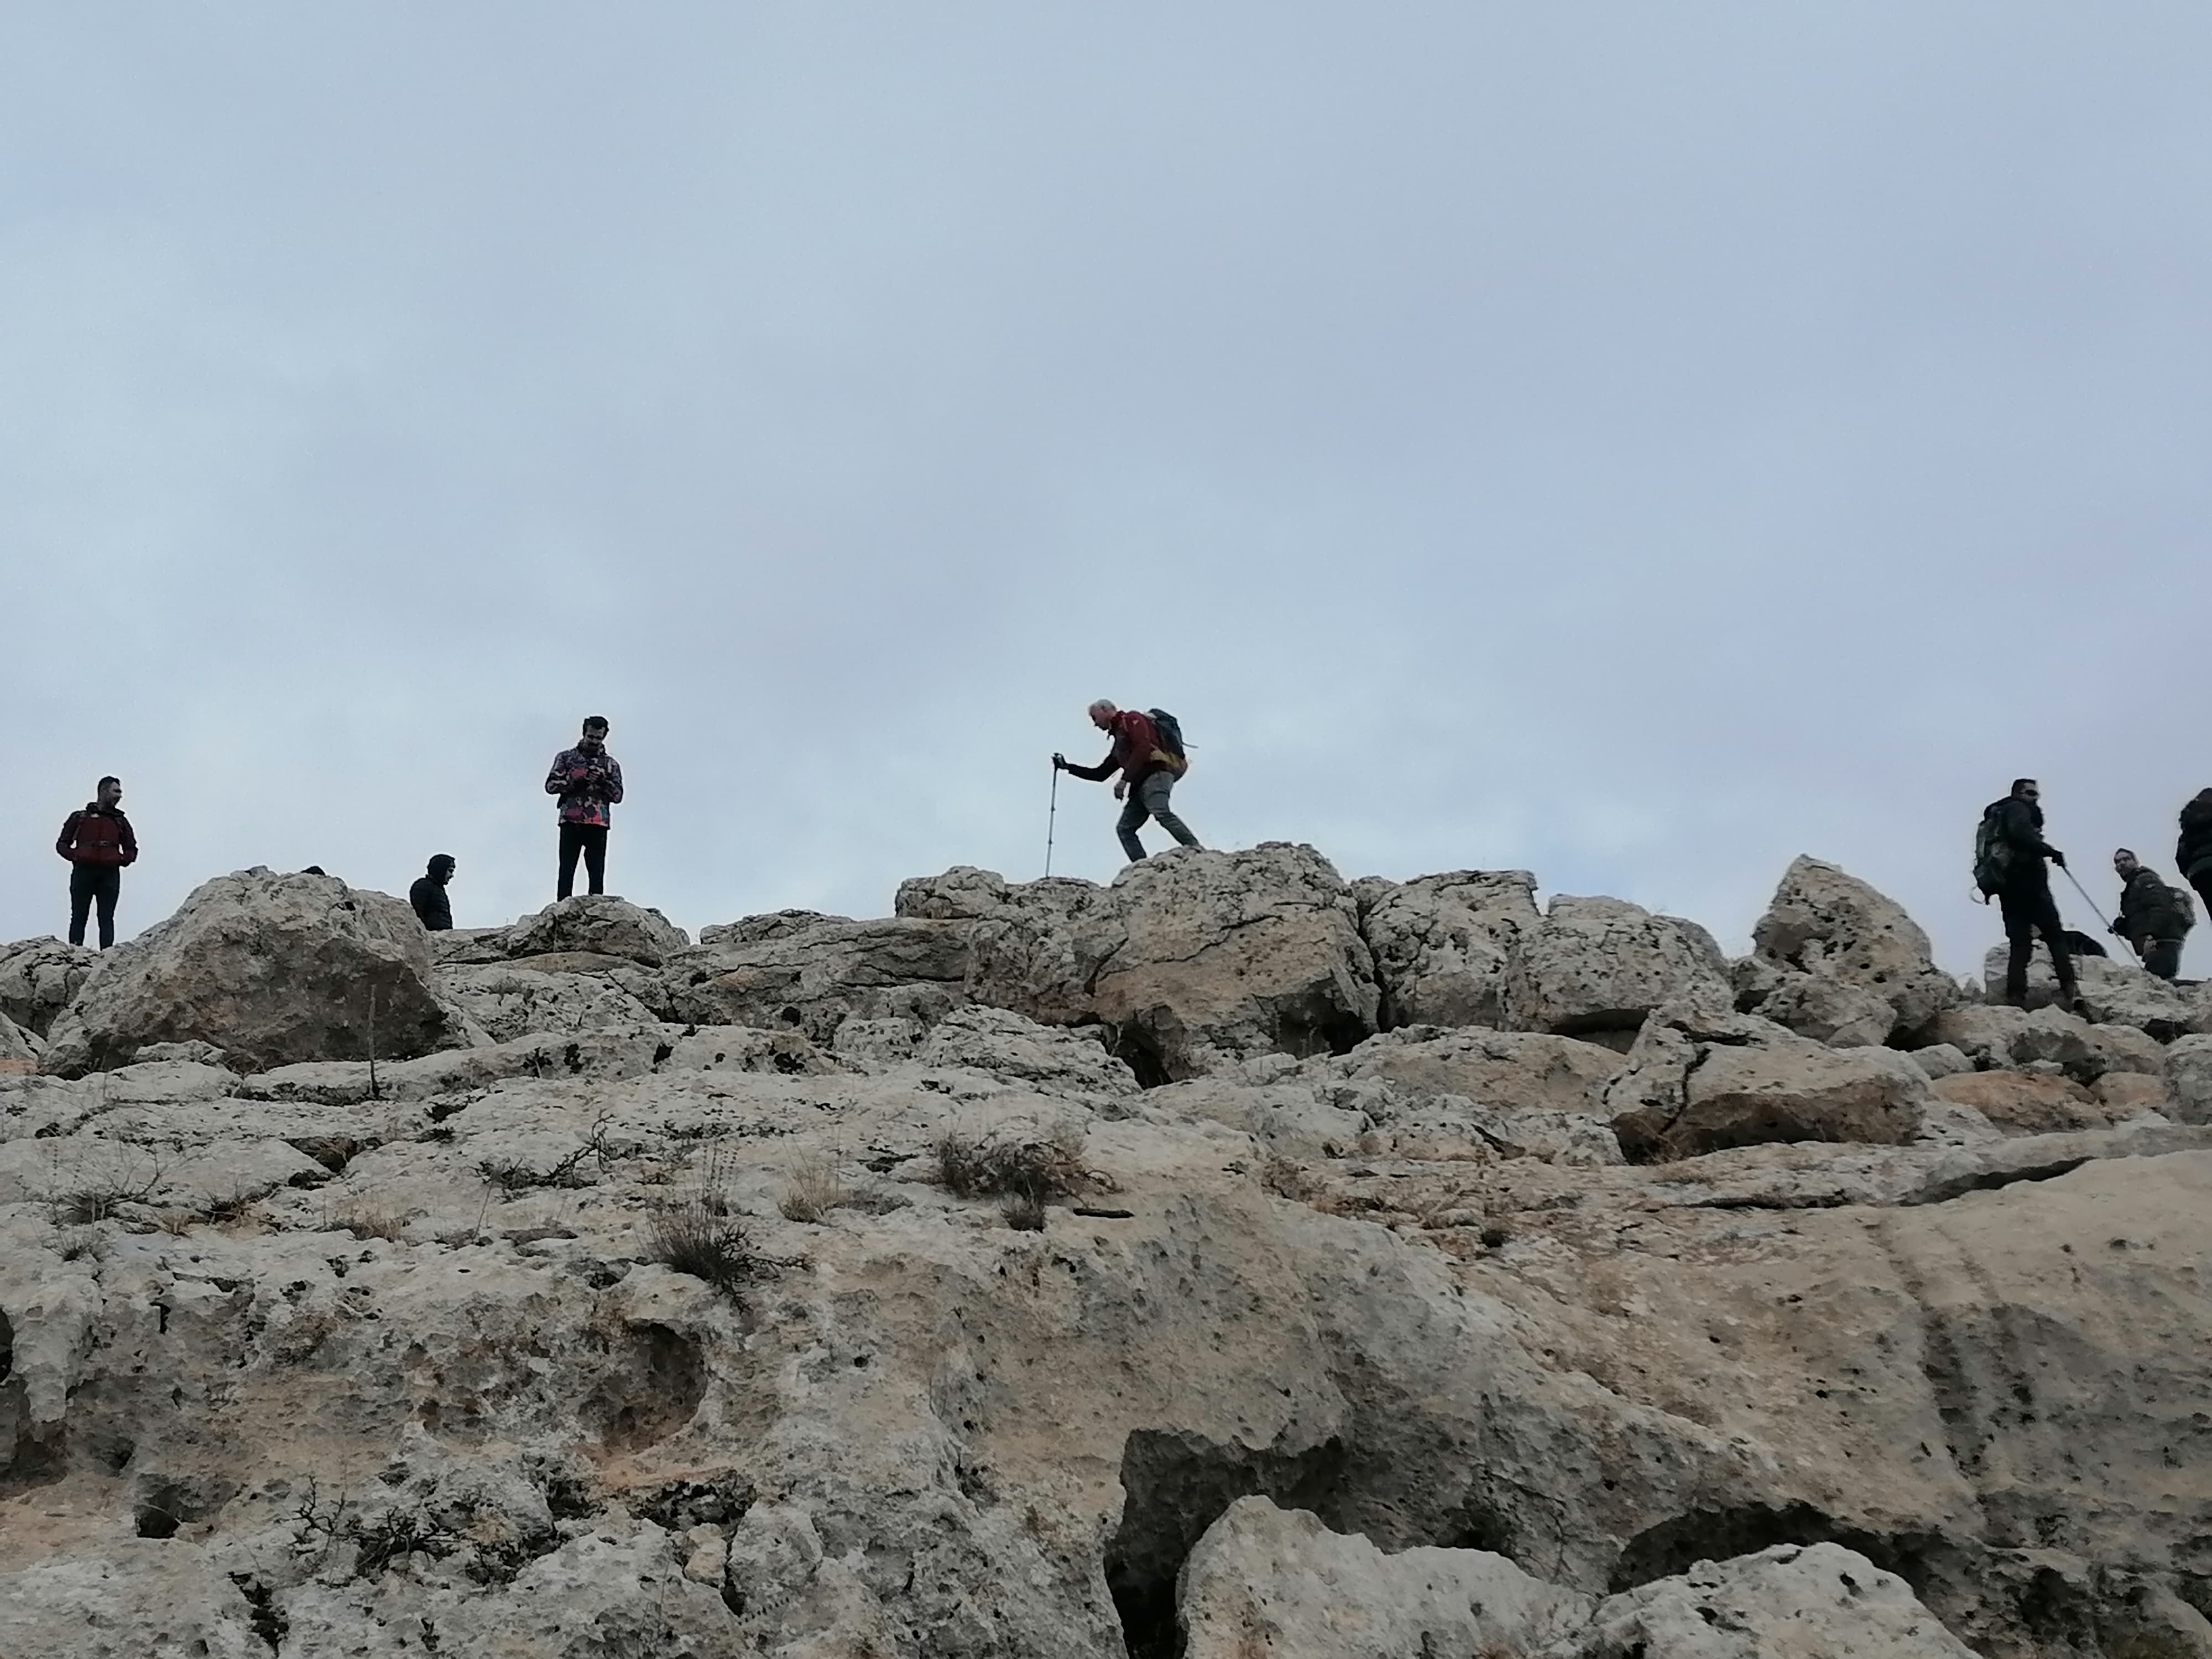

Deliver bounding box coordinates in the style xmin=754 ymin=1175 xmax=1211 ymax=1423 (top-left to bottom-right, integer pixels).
xmin=55 ymin=811 xmax=80 ymax=860
xmin=603 ymin=759 xmax=623 ymax=805
xmin=1062 ymin=749 xmax=1119 ymax=782
xmin=545 ymin=752 xmax=570 ymax=796
xmin=119 ymin=816 xmax=138 ymax=865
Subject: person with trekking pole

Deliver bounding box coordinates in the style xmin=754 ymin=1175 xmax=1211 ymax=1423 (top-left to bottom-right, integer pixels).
xmin=1971 ymin=778 xmax=2080 ymax=1010
xmin=1053 ymin=701 xmax=1201 ymax=863
xmin=2176 ymin=789 xmax=2212 ymax=933
xmin=2111 ymin=848 xmax=2193 ymax=981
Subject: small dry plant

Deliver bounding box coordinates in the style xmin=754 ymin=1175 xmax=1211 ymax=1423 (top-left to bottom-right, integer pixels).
xmin=935 ymin=1124 xmax=1091 ymax=1225
xmin=646 ymin=1145 xmax=755 ymax=1300
xmin=331 ymin=1203 xmax=411 ymax=1243
xmin=778 ymin=1154 xmax=850 ymax=1223
xmin=44 ymin=1142 xmax=167 ymax=1225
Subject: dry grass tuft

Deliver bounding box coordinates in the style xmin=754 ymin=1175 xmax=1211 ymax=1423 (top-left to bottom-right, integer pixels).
xmin=332 ymin=1204 xmax=411 ymax=1243
xmin=778 ymin=1154 xmax=851 ymax=1223
xmin=999 ymin=1189 xmax=1048 ymax=1231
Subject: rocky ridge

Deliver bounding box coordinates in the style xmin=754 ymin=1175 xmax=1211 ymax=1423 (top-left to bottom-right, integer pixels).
xmin=3 ymin=847 xmax=2210 ymax=1658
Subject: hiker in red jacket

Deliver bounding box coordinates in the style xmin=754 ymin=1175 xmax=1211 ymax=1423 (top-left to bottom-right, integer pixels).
xmin=545 ymin=716 xmax=624 ymax=899
xmin=55 ymin=776 xmax=138 ymax=949
xmin=1055 ymin=701 xmax=1202 ymax=862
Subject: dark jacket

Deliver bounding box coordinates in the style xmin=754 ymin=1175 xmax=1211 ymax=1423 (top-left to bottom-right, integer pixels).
xmin=409 ymin=875 xmax=452 ymax=932
xmin=56 ymin=804 xmax=138 ymax=867
xmin=546 ymin=747 xmax=624 ymax=828
xmin=1986 ymin=795 xmax=2057 ymax=891
xmin=2117 ymin=867 xmax=2188 ymax=946
xmin=2178 ymin=790 xmax=2212 ymax=884
xmin=1063 ymin=711 xmax=1182 ymax=788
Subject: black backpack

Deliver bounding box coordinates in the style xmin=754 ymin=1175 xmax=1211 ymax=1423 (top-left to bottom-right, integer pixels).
xmin=1972 ymin=802 xmax=2014 ymax=898
xmin=1147 ymin=708 xmax=1188 ymax=768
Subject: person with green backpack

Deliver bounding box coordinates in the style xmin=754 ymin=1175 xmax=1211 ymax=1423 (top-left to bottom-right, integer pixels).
xmin=1053 ymin=701 xmax=1202 ymax=862
xmin=2111 ymin=849 xmax=2193 ymax=980
xmin=1974 ymin=778 xmax=2079 ymax=1009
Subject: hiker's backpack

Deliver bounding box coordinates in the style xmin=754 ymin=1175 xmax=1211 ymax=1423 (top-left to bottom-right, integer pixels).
xmin=1146 ymin=708 xmax=1188 ymax=770
xmin=2171 ymin=880 xmax=2198 ymax=934
xmin=1972 ymin=802 xmax=2015 ymax=899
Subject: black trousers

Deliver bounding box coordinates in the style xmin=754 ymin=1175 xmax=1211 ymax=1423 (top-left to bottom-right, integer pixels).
xmin=557 ymin=824 xmax=607 ymax=899
xmin=2140 ymin=937 xmax=2183 ymax=980
xmin=69 ymin=864 xmax=122 ymax=949
xmin=1999 ymin=881 xmax=2074 ymax=1002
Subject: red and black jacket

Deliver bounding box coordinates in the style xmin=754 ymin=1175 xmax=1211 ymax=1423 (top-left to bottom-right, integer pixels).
xmin=57 ymin=804 xmax=137 ymax=867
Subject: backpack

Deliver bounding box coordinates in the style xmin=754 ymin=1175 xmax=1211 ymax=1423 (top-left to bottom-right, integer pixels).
xmin=2171 ymin=881 xmax=2198 ymax=935
xmin=1146 ymin=708 xmax=1188 ymax=769
xmin=1972 ymin=802 xmax=2015 ymax=899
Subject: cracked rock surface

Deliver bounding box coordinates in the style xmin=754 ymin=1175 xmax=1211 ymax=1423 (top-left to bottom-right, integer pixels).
xmin=4 ymin=848 xmax=2210 ymax=1658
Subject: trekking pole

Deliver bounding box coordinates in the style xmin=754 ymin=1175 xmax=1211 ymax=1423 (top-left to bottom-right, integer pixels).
xmin=1044 ymin=762 xmax=1060 ymax=879
xmin=2058 ymin=863 xmax=2137 ymax=960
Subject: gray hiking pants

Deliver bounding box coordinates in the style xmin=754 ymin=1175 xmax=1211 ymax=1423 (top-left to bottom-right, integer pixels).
xmin=1117 ymin=769 xmax=1201 ymax=862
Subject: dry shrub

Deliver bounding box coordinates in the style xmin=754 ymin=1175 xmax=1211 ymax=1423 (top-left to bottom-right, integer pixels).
xmin=934 ymin=1124 xmax=1089 ymax=1206
xmin=778 ymin=1154 xmax=849 ymax=1223
xmin=647 ymin=1146 xmax=755 ymax=1300
xmin=333 ymin=1204 xmax=410 ymax=1243
xmin=999 ymin=1190 xmax=1048 ymax=1231
xmin=45 ymin=1144 xmax=166 ymax=1225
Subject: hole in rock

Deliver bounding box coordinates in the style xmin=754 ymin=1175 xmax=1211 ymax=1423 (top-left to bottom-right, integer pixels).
xmin=1099 ymin=1025 xmax=1172 ymax=1090
xmin=581 ymin=1324 xmax=709 ymax=1452
xmin=1104 ymin=1429 xmax=1347 ymax=1659
xmin=1609 ymin=1501 xmax=1937 ymax=1597
xmin=228 ymin=1573 xmax=288 ymax=1652
xmin=1270 ymin=1004 xmax=1370 ymax=1063
xmin=135 ymin=1480 xmax=192 ymax=1538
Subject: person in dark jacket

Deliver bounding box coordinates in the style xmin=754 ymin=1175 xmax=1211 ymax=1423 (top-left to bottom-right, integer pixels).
xmin=2177 ymin=789 xmax=2212 ymax=928
xmin=1053 ymin=700 xmax=1201 ymax=863
xmin=55 ymin=776 xmax=137 ymax=950
xmin=546 ymin=716 xmax=623 ymax=899
xmin=2112 ymin=849 xmax=2189 ymax=980
xmin=410 ymin=854 xmax=457 ymax=932
xmin=1986 ymin=778 xmax=2078 ymax=1008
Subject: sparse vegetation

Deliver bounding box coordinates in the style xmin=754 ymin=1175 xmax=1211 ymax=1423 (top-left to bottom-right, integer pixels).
xmin=476 ymin=1112 xmax=623 ymax=1192
xmin=44 ymin=1144 xmax=166 ymax=1225
xmin=933 ymin=1124 xmax=1091 ymax=1209
xmin=778 ymin=1154 xmax=850 ymax=1222
xmin=331 ymin=1203 xmax=410 ymax=1243
xmin=646 ymin=1146 xmax=757 ymax=1300
xmin=1000 ymin=1189 xmax=1047 ymax=1230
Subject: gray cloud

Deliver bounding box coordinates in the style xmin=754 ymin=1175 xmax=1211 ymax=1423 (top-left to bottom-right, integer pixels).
xmin=6 ymin=4 xmax=2209 ymax=975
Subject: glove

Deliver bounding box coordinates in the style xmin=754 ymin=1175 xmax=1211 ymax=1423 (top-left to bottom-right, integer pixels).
xmin=1051 ymin=753 xmax=1066 ymax=770
xmin=2110 ymin=918 xmax=2126 ymax=935
xmin=2049 ymin=849 xmax=2067 ymax=869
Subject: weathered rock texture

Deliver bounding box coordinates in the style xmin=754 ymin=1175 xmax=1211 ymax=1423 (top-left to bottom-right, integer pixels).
xmin=4 ymin=848 xmax=2210 ymax=1659
xmin=1745 ymin=855 xmax=1958 ymax=1042
xmin=0 ymin=937 xmax=98 ymax=1037
xmin=38 ymin=869 xmax=459 ymax=1076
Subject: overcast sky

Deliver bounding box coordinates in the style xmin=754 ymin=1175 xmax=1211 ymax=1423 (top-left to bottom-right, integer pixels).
xmin=6 ymin=4 xmax=2209 ymax=977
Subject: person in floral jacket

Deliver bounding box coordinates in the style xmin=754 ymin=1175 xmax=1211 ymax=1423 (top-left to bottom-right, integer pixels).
xmin=545 ymin=716 xmax=624 ymax=899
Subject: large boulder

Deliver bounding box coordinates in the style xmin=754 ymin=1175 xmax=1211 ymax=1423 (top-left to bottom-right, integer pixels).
xmin=1500 ymin=895 xmax=1734 ymax=1042
xmin=435 ymin=964 xmax=659 ymax=1045
xmin=662 ymin=912 xmax=974 ymax=1047
xmin=0 ymin=937 xmax=98 ymax=1037
xmin=1351 ymin=869 xmax=1540 ymax=1030
xmin=1929 ymin=1069 xmax=2113 ymax=1136
xmin=1731 ymin=956 xmax=1897 ymax=1047
xmin=1745 ymin=857 xmax=1957 ymax=1041
xmin=900 ymin=846 xmax=1383 ymax=1081
xmin=1078 ymin=845 xmax=1378 ymax=1080
xmin=2165 ymin=1033 xmax=2212 ymax=1125
xmin=1928 ymin=1003 xmax=2163 ymax=1087
xmin=1605 ymin=1005 xmax=1930 ymax=1161
xmin=36 ymin=869 xmax=457 ymax=1076
xmin=503 ymin=895 xmax=690 ymax=967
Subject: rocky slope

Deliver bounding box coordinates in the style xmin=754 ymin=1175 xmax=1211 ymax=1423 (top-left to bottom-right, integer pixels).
xmin=3 ymin=849 xmax=2210 ymax=1658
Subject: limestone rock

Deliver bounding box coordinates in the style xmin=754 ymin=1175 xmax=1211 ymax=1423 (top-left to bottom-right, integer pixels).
xmin=1571 ymin=1541 xmax=1976 ymax=1658
xmin=437 ymin=963 xmax=659 ymax=1044
xmin=1748 ymin=856 xmax=1957 ymax=1040
xmin=1606 ymin=1005 xmax=1928 ymax=1161
xmin=1502 ymin=896 xmax=1734 ymax=1041
xmin=1929 ymin=1004 xmax=2161 ymax=1086
xmin=1929 ymin=1069 xmax=2111 ymax=1135
xmin=664 ymin=912 xmax=973 ymax=1045
xmin=1736 ymin=964 xmax=1897 ymax=1047
xmin=2165 ymin=1032 xmax=2212 ymax=1125
xmin=1979 ymin=945 xmax=2198 ymax=1037
xmin=1352 ymin=869 xmax=1540 ymax=1030
xmin=37 ymin=869 xmax=457 ymax=1076
xmin=1178 ymin=1495 xmax=1595 ymax=1658
xmin=0 ymin=937 xmax=98 ymax=1037
xmin=503 ymin=894 xmax=690 ymax=966
xmin=1909 ymin=1042 xmax=1973 ymax=1080
xmin=916 ymin=1006 xmax=1140 ymax=1100
xmin=0 ymin=1011 xmax=37 ymax=1076
xmin=2091 ymin=1070 xmax=2169 ymax=1118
